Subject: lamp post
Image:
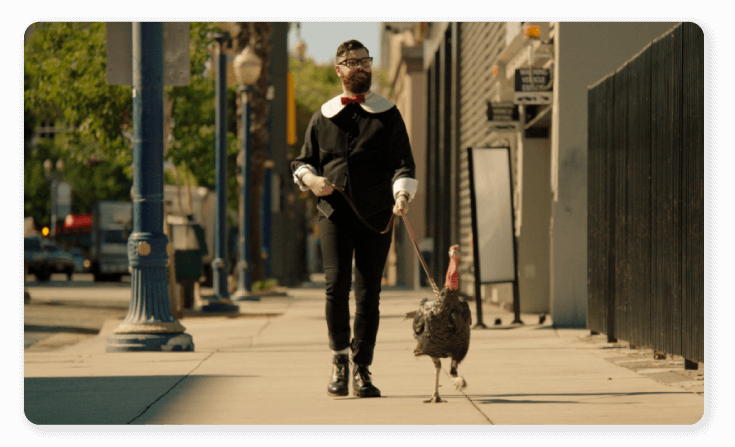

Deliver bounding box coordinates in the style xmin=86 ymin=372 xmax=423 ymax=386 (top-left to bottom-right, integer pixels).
xmin=43 ymin=159 xmax=64 ymax=237
xmin=231 ymin=45 xmax=262 ymax=301
xmin=203 ymin=31 xmax=239 ymax=312
xmin=106 ymin=22 xmax=193 ymax=352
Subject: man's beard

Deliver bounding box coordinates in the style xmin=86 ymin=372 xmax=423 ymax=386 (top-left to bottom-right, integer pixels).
xmin=343 ymin=69 xmax=372 ymax=94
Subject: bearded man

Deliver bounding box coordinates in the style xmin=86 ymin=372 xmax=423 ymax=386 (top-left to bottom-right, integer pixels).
xmin=291 ymin=39 xmax=418 ymax=398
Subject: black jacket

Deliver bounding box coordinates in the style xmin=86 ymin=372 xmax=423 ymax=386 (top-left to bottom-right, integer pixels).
xmin=292 ymin=100 xmax=416 ymax=221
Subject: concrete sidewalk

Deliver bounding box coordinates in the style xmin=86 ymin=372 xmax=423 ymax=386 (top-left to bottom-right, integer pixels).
xmin=23 ymin=286 xmax=705 ymax=426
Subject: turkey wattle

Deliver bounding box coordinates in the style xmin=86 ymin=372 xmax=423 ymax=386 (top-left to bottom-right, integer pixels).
xmin=412 ymin=245 xmax=471 ymax=403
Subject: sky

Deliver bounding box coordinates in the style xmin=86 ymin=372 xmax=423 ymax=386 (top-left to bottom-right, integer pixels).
xmin=287 ymin=22 xmax=382 ymax=67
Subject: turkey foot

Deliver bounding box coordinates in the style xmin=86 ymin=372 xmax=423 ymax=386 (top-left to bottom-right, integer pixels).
xmin=423 ymin=361 xmax=446 ymax=403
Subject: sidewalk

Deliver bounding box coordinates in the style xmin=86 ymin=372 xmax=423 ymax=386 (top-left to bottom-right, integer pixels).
xmin=23 ymin=285 xmax=705 ymax=427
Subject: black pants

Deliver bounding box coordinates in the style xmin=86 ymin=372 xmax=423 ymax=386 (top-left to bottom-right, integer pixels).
xmin=319 ymin=207 xmax=393 ymax=366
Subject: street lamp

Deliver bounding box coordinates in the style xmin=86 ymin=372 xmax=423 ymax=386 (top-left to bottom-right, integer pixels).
xmin=43 ymin=159 xmax=64 ymax=237
xmin=106 ymin=22 xmax=193 ymax=352
xmin=231 ymin=45 xmax=262 ymax=301
xmin=202 ymin=31 xmax=239 ymax=312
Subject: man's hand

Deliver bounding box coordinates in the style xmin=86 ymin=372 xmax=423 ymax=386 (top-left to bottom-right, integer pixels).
xmin=302 ymin=172 xmax=333 ymax=197
xmin=393 ymin=194 xmax=409 ymax=215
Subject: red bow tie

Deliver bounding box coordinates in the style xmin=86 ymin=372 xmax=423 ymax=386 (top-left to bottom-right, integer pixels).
xmin=341 ymin=95 xmax=365 ymax=105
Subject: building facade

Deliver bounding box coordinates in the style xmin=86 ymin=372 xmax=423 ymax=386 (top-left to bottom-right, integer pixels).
xmin=381 ymin=21 xmax=679 ymax=327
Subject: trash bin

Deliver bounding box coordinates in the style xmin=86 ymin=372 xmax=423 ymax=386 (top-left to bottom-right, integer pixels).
xmin=169 ymin=217 xmax=204 ymax=309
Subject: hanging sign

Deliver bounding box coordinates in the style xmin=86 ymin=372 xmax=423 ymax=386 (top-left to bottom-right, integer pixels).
xmin=487 ymin=102 xmax=521 ymax=132
xmin=514 ymin=67 xmax=552 ymax=104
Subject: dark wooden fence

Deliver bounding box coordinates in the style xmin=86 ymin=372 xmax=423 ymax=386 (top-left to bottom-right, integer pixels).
xmin=587 ymin=22 xmax=704 ymax=364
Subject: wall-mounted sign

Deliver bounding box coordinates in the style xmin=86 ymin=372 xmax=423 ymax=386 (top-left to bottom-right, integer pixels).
xmin=487 ymin=102 xmax=521 ymax=132
xmin=487 ymin=102 xmax=519 ymax=121
xmin=514 ymin=67 xmax=552 ymax=104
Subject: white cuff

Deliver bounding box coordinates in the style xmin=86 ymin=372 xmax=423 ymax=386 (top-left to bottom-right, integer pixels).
xmin=293 ymin=164 xmax=317 ymax=191
xmin=393 ymin=178 xmax=419 ymax=202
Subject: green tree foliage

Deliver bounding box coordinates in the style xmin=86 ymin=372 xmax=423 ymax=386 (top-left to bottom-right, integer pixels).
xmin=25 ymin=23 xmax=133 ymax=161
xmin=24 ymin=22 xmax=240 ymax=228
xmin=289 ymin=58 xmax=343 ymax=161
xmin=24 ymin=22 xmax=133 ymax=227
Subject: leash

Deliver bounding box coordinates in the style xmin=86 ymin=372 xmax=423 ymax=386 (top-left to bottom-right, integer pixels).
xmin=330 ymin=185 xmax=440 ymax=296
xmin=399 ymin=211 xmax=441 ymax=296
xmin=331 ymin=185 xmax=394 ymax=234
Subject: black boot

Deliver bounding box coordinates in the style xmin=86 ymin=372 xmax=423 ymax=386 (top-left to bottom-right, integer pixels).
xmin=352 ymin=364 xmax=381 ymax=397
xmin=327 ymin=354 xmax=350 ymax=397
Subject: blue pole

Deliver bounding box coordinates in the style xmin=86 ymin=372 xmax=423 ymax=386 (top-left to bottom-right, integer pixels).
xmin=262 ymin=82 xmax=273 ymax=279
xmin=107 ymin=22 xmax=193 ymax=352
xmin=233 ymin=85 xmax=257 ymax=301
xmin=203 ymin=32 xmax=239 ymax=312
xmin=244 ymin=91 xmax=252 ymax=293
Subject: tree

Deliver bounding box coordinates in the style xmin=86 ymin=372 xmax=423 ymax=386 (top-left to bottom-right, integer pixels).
xmin=228 ymin=22 xmax=272 ymax=283
xmin=24 ymin=22 xmax=241 ymax=228
xmin=24 ymin=23 xmax=134 ymax=227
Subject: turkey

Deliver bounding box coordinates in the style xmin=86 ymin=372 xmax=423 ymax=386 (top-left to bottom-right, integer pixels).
xmin=412 ymin=245 xmax=471 ymax=403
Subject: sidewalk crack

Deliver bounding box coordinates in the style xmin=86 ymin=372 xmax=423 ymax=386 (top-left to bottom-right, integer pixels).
xmin=126 ymin=352 xmax=215 ymax=424
xmin=443 ymin=368 xmax=495 ymax=424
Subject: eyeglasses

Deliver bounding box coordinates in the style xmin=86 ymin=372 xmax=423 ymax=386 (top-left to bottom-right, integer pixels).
xmin=338 ymin=57 xmax=373 ymax=69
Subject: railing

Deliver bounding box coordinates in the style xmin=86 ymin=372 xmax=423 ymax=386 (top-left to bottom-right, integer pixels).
xmin=587 ymin=22 xmax=704 ymax=365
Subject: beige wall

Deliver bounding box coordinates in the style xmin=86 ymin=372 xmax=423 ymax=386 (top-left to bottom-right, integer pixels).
xmin=383 ymin=29 xmax=427 ymax=288
xmin=551 ymin=22 xmax=679 ymax=326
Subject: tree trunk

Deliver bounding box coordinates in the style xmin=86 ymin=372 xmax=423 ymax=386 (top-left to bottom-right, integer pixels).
xmin=232 ymin=22 xmax=271 ymax=284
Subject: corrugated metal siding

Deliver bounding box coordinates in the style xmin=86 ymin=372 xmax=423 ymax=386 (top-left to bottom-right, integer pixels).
xmin=456 ymin=22 xmax=506 ymax=294
xmin=586 ymin=23 xmax=703 ymax=363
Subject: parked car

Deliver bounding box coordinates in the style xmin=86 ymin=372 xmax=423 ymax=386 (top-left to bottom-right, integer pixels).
xmin=26 ymin=239 xmax=76 ymax=281
xmin=41 ymin=240 xmax=75 ymax=280
xmin=24 ymin=237 xmax=46 ymax=280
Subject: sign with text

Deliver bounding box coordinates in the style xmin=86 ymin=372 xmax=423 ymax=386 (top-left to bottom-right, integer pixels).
xmin=514 ymin=67 xmax=552 ymax=104
xmin=486 ymin=102 xmax=519 ymax=122
xmin=487 ymin=102 xmax=521 ymax=132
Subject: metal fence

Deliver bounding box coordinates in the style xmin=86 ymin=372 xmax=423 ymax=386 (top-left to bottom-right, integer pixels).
xmin=587 ymin=22 xmax=704 ymax=364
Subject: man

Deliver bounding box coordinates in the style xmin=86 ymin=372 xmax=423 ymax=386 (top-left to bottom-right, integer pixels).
xmin=291 ymin=39 xmax=418 ymax=398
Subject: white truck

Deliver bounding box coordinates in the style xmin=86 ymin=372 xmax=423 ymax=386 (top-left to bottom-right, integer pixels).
xmin=90 ymin=201 xmax=133 ymax=282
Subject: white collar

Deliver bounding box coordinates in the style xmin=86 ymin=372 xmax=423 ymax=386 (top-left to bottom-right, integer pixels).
xmin=321 ymin=92 xmax=395 ymax=118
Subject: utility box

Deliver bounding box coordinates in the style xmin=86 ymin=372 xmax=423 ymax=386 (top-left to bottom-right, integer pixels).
xmin=171 ymin=222 xmax=202 ymax=280
xmin=168 ymin=215 xmax=206 ymax=309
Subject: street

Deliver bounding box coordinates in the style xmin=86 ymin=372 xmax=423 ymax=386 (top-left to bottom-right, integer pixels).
xmin=23 ymin=273 xmax=132 ymax=351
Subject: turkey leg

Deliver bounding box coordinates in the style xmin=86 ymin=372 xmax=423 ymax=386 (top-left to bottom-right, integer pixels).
xmin=424 ymin=358 xmax=445 ymax=403
xmin=450 ymin=359 xmax=467 ymax=391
